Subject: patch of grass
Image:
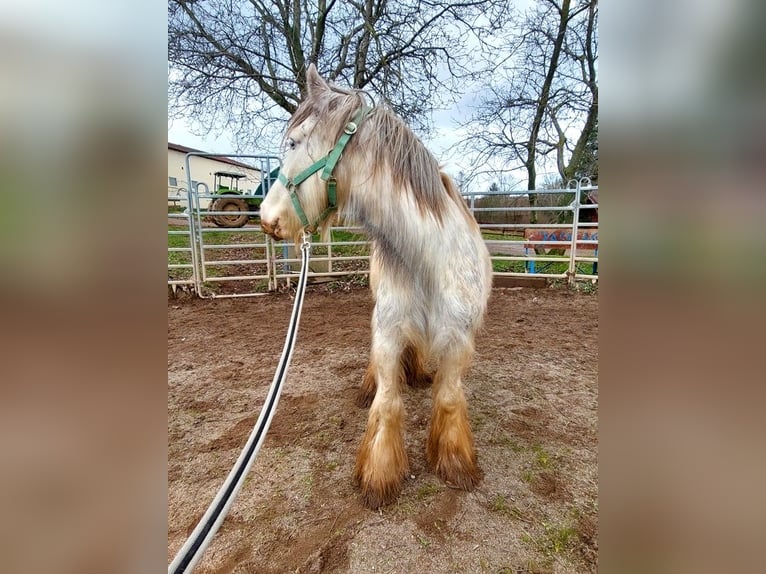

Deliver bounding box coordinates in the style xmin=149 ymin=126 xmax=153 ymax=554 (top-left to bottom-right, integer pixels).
xmin=328 ymin=229 xmax=371 ymax=257
xmin=314 ymin=430 xmax=329 ymax=445
xmin=331 ymin=528 xmax=344 ymax=539
xmin=489 ymin=433 xmax=524 ymax=452
xmin=518 ymin=446 xmax=560 ymax=490
xmin=270 ymin=446 xmax=287 ymax=459
xmin=168 ymin=226 xmax=194 ymax=281
xmin=521 ymin=470 xmax=534 ymax=483
xmin=532 ymin=445 xmax=553 ymax=470
xmin=323 ymin=274 xmax=369 ymax=292
xmin=540 ymin=522 xmax=577 ymax=555
xmin=489 ymin=493 xmax=508 ymax=513
xmin=470 ymin=411 xmax=488 ymax=430
xmin=325 ymin=460 xmax=339 ymax=472
xmin=548 ymin=278 xmax=599 ymax=293
xmin=391 ymin=497 xmax=418 ymax=516
xmin=574 ymin=279 xmax=598 ymax=294
xmin=415 ymin=533 xmax=431 ymax=548
xmin=520 ymin=558 xmax=553 ymax=574
xmin=526 ymin=256 xmax=569 ymax=275
xmin=416 ymin=481 xmax=442 ymax=500
xmin=299 ymin=473 xmax=314 ymax=499
xmin=488 ymin=494 xmax=527 ymax=522
xmin=480 ymin=230 xmax=525 ymax=241
xmin=523 ymin=521 xmax=577 ymax=560
xmin=492 ymin=260 xmax=527 ymax=273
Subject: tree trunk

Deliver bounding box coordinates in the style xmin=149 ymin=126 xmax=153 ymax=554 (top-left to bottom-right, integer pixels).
xmin=527 ymin=0 xmax=571 ymax=226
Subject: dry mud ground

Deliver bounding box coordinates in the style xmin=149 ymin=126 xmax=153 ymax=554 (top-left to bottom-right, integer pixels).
xmin=168 ymin=286 xmax=598 ymax=573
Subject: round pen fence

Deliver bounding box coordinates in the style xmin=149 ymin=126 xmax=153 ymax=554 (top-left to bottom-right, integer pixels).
xmin=464 ymin=179 xmax=599 ymax=283
xmin=168 ymin=156 xmax=597 ymax=298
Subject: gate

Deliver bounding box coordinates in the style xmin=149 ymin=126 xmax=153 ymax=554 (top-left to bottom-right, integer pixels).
xmin=168 ymin=152 xmax=372 ymax=298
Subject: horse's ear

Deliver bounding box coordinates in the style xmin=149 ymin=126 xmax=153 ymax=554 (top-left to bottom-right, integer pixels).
xmin=306 ymin=63 xmax=328 ymax=97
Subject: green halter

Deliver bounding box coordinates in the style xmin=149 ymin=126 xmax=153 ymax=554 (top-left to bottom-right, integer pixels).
xmin=277 ymin=106 xmax=373 ymax=233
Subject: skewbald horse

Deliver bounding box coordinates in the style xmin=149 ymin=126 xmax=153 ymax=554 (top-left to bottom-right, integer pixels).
xmin=260 ymin=64 xmax=492 ymax=509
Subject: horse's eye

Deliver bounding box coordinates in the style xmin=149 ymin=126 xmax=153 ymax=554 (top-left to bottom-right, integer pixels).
xmin=286 ymin=138 xmax=296 ymax=150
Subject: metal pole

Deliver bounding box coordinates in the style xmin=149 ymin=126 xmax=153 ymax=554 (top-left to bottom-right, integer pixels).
xmin=266 ymin=237 xmax=275 ymax=292
xmin=567 ymin=179 xmax=583 ymax=286
xmin=194 ymin=182 xmax=211 ymax=296
xmin=184 ymin=153 xmax=202 ymax=296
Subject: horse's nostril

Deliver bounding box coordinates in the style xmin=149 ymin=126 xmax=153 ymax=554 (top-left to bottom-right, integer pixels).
xmin=261 ymin=218 xmax=280 ymax=238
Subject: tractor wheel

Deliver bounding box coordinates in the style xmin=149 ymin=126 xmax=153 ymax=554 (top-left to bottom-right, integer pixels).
xmin=211 ymin=197 xmax=250 ymax=228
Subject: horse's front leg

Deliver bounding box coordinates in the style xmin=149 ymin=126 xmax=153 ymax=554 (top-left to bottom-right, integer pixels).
xmin=354 ymin=326 xmax=408 ymax=508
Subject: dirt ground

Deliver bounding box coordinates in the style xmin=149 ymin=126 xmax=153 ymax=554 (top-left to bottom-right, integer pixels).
xmin=168 ymin=284 xmax=598 ymax=573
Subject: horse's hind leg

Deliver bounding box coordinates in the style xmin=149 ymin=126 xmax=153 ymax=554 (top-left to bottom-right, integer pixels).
xmin=356 ymin=251 xmax=382 ymax=408
xmin=355 ymin=364 xmax=377 ymax=408
xmin=401 ymin=342 xmax=432 ymax=388
xmin=354 ymin=327 xmax=408 ymax=508
xmin=356 ymin=341 xmax=430 ymax=408
xmin=426 ymin=341 xmax=482 ymax=490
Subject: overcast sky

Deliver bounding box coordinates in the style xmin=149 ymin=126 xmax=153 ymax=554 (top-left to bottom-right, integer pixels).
xmin=166 ymin=78 xmax=542 ymax=193
xmin=165 ymin=2 xmax=534 ymax=191
xmin=165 ymin=0 xmax=584 ymax=191
xmin=167 ymin=81 xmax=484 ymax=182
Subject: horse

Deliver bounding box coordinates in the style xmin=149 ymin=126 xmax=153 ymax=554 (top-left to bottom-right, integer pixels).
xmin=260 ymin=64 xmax=492 ymax=509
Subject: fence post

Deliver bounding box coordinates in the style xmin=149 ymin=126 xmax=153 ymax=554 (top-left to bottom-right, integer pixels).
xmin=266 ymin=237 xmax=275 ymax=292
xmin=567 ymin=179 xmax=582 ymax=286
xmin=184 ymin=154 xmax=203 ymax=297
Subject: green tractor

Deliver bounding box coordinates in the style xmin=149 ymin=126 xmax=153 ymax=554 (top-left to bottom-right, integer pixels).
xmin=210 ymin=168 xmax=279 ymax=228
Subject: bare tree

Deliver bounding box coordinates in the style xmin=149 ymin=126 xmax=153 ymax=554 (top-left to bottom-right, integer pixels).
xmin=461 ymin=0 xmax=598 ymax=220
xmin=168 ymin=0 xmax=503 ymax=147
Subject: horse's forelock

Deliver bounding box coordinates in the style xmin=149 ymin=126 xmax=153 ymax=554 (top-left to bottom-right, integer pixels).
xmin=286 ymin=83 xmax=366 ymax=147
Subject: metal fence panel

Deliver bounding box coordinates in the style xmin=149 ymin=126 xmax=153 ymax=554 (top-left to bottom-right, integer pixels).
xmin=168 ymin=166 xmax=598 ymax=296
xmin=464 ymin=179 xmax=598 ymax=283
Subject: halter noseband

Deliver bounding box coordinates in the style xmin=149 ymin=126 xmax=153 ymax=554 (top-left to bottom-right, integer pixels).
xmin=277 ymin=106 xmax=373 ymax=233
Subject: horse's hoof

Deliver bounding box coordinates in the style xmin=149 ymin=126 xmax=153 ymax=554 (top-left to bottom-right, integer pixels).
xmin=354 ymin=429 xmax=408 ymax=508
xmin=427 ymin=447 xmax=483 ymax=491
xmin=355 ymin=466 xmax=405 ymax=509
xmin=435 ymin=463 xmax=483 ymax=491
xmin=358 ymin=479 xmax=402 ymax=509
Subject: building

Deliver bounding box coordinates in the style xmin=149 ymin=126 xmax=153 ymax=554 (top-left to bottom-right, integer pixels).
xmin=167 ymin=142 xmax=278 ymax=209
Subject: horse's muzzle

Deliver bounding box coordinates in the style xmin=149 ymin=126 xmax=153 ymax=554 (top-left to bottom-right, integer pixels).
xmin=260 ymin=217 xmax=282 ymax=240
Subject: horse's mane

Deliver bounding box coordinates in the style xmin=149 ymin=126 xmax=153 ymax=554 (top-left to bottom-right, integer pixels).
xmin=290 ymin=80 xmax=468 ymax=222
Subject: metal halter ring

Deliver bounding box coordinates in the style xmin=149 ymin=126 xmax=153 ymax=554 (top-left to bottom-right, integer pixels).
xmin=344 ymin=122 xmax=357 ymax=135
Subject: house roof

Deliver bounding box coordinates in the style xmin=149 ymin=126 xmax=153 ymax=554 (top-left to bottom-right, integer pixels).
xmin=168 ymin=142 xmax=259 ymax=171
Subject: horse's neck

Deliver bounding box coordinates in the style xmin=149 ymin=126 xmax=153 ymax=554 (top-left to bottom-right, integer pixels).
xmin=345 ymin=181 xmax=446 ymax=270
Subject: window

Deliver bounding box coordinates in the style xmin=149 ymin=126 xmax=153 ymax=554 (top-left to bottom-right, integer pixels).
xmin=168 ymin=176 xmax=178 ymax=186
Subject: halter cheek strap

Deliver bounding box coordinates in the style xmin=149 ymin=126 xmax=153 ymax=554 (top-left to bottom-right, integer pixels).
xmin=277 ymin=106 xmax=372 ymax=233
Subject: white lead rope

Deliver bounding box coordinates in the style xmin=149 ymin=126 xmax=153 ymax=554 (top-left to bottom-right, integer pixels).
xmin=169 ymin=234 xmax=312 ymax=574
